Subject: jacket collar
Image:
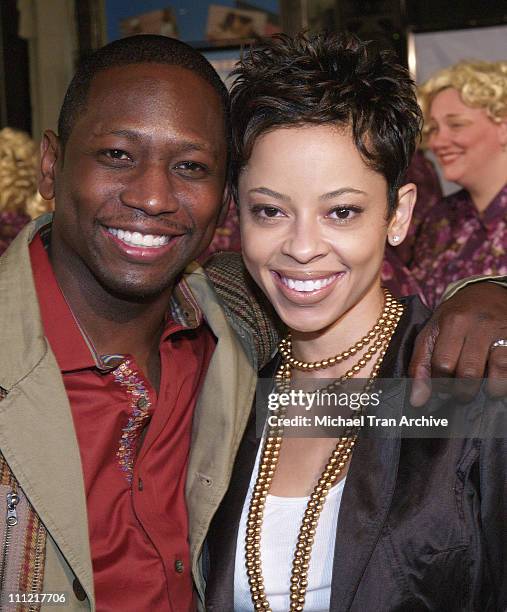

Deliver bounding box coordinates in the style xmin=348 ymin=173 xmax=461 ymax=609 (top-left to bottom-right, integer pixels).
xmin=182 ymin=262 xmax=258 ymax=601
xmin=0 ymin=215 xmax=51 ymax=390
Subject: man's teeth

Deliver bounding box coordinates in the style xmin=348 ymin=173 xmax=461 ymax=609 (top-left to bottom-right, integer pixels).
xmin=107 ymin=228 xmax=170 ymax=247
xmin=281 ymin=275 xmax=337 ymax=292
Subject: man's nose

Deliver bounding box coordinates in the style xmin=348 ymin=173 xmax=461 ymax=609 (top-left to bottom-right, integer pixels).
xmin=120 ymin=162 xmax=179 ymax=215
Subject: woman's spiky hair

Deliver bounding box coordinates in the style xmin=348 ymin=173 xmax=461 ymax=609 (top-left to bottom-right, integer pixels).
xmin=229 ymin=32 xmax=422 ymax=213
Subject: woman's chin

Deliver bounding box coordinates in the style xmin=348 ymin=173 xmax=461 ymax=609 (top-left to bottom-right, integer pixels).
xmin=279 ymin=313 xmax=333 ymax=335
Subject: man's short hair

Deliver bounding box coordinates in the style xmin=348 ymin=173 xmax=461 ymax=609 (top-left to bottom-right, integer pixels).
xmin=58 ymin=34 xmax=229 ymax=148
xmin=229 ymin=32 xmax=422 ymax=213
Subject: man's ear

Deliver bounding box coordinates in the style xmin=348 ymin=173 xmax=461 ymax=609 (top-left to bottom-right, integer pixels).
xmin=217 ymin=185 xmax=232 ymax=226
xmin=387 ymin=183 xmax=417 ymax=246
xmin=39 ymin=130 xmax=61 ymax=201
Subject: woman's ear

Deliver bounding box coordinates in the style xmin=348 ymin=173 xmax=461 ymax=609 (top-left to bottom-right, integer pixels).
xmin=387 ymin=183 xmax=417 ymax=246
xmin=39 ymin=130 xmax=60 ymax=201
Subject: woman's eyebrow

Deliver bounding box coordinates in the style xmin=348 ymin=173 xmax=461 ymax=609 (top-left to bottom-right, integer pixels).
xmin=248 ymin=187 xmax=290 ymax=201
xmin=319 ymin=188 xmax=366 ymax=200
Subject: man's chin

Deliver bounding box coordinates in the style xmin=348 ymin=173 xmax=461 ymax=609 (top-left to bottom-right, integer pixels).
xmin=96 ymin=272 xmax=178 ymax=303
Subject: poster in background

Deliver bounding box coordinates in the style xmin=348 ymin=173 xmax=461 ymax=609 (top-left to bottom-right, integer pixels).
xmin=120 ymin=8 xmax=179 ymax=38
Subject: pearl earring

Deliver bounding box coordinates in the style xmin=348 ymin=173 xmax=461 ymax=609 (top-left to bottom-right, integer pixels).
xmin=391 ymin=235 xmax=400 ymax=244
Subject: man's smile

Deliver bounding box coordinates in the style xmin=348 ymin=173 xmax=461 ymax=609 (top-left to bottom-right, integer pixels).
xmin=106 ymin=227 xmax=172 ymax=248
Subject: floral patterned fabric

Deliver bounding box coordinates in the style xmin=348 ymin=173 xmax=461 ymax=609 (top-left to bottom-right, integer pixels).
xmin=381 ymin=248 xmax=425 ymax=301
xmin=395 ymin=149 xmax=442 ymax=266
xmin=0 ymin=210 xmax=30 ymax=255
xmin=411 ymin=184 xmax=507 ymax=309
xmin=199 ymin=201 xmax=241 ymax=263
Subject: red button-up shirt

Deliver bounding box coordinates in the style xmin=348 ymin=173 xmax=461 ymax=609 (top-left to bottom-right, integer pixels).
xmin=30 ymin=229 xmax=215 ymax=611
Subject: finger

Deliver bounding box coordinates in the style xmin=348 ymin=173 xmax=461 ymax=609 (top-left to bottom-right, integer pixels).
xmin=452 ymin=330 xmax=490 ymax=402
xmin=487 ymin=346 xmax=507 ymax=398
xmin=408 ymin=322 xmax=437 ymax=407
xmin=430 ymin=315 xmax=466 ymax=378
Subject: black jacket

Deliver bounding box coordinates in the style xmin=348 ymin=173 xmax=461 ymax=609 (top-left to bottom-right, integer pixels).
xmin=204 ymin=297 xmax=506 ymax=611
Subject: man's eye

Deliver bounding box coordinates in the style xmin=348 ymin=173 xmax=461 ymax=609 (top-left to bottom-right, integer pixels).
xmin=174 ymin=161 xmax=208 ymax=176
xmin=104 ymin=149 xmax=130 ymax=160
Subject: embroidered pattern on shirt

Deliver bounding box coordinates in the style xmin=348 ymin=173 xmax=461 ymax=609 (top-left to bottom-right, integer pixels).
xmin=113 ymin=360 xmax=152 ymax=483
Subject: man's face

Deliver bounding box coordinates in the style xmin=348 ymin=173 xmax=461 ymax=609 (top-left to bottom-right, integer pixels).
xmin=41 ymin=63 xmax=228 ymax=299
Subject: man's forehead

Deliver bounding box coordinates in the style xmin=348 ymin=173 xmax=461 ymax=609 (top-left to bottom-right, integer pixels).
xmin=88 ymin=62 xmax=219 ymax=100
xmin=69 ymin=63 xmax=226 ymax=146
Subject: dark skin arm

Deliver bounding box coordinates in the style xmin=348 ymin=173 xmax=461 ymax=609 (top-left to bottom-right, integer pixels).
xmin=409 ymin=282 xmax=507 ymax=405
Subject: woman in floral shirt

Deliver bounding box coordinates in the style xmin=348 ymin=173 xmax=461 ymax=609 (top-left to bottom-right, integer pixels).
xmin=411 ymin=60 xmax=507 ymax=308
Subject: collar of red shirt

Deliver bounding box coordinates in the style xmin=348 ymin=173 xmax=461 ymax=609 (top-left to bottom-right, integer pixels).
xmin=29 ymin=227 xmax=205 ymax=373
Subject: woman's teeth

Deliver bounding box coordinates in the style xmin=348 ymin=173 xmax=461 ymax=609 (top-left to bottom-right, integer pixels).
xmin=107 ymin=228 xmax=170 ymax=248
xmin=280 ymin=274 xmax=337 ymax=292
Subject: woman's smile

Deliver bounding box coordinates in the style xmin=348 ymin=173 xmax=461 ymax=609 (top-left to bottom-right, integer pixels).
xmin=271 ymin=269 xmax=345 ymax=304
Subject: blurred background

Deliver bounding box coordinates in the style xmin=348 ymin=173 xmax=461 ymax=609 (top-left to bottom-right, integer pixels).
xmin=2 ymin=1 xmax=506 ymax=138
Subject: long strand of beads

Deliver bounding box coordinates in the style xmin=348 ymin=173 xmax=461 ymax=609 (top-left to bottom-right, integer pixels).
xmin=245 ymin=290 xmax=404 ymax=612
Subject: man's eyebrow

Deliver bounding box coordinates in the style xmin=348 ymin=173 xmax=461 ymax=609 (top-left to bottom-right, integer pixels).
xmin=248 ymin=187 xmax=290 ymax=201
xmin=319 ymin=188 xmax=367 ymax=200
xmin=95 ymin=130 xmax=214 ymax=153
xmin=100 ymin=129 xmax=143 ymax=140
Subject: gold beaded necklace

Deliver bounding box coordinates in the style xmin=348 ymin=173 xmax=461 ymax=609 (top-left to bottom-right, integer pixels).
xmin=245 ymin=290 xmax=404 ymax=612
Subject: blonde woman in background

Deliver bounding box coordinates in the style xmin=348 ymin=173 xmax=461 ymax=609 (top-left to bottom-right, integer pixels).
xmin=0 ymin=127 xmax=52 ymax=254
xmin=412 ymin=60 xmax=507 ymax=307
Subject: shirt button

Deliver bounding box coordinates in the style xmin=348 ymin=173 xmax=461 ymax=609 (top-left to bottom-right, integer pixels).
xmin=73 ymin=577 xmax=87 ymax=601
xmin=174 ymin=559 xmax=184 ymax=573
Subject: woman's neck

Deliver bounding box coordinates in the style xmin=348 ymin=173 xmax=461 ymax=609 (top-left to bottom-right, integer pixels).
xmin=466 ymin=157 xmax=507 ymax=213
xmin=289 ymin=284 xmax=385 ymax=380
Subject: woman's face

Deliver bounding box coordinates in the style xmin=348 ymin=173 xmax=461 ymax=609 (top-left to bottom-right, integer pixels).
xmin=238 ymin=125 xmax=414 ymax=333
xmin=427 ymin=87 xmax=505 ymax=188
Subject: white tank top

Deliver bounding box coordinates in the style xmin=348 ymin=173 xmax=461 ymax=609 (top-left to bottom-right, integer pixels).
xmin=233 ymin=441 xmax=346 ymax=612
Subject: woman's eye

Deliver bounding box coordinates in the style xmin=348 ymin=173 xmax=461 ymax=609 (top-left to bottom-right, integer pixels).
xmin=251 ymin=205 xmax=284 ymax=219
xmin=329 ymin=207 xmax=358 ymax=221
